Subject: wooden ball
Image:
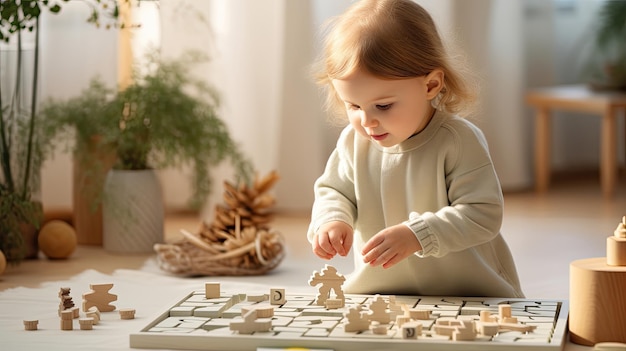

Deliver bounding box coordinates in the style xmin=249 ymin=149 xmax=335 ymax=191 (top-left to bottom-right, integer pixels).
xmin=38 ymin=220 xmax=77 ymax=259
xmin=0 ymin=250 xmax=6 ymax=275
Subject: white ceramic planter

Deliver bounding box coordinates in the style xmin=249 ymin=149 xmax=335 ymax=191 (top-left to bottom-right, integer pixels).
xmin=102 ymin=169 xmax=164 ymax=253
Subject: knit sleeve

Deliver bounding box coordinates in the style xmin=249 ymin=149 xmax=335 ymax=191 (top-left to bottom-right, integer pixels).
xmin=404 ymin=119 xmax=504 ymax=258
xmin=307 ymin=127 xmax=358 ymax=242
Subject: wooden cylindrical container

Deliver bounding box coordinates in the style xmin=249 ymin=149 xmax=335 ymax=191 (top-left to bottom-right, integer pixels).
xmin=569 ymin=257 xmax=626 ymax=346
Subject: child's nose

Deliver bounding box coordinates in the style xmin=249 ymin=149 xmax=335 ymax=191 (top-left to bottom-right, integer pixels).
xmin=361 ymin=112 xmax=378 ymax=128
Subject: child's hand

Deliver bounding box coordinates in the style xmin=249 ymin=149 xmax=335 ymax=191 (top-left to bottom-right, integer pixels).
xmin=312 ymin=221 xmax=353 ymax=260
xmin=361 ymin=224 xmax=422 ymax=269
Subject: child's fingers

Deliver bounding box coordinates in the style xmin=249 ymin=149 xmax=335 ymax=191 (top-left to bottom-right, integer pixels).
xmin=312 ymin=234 xmax=336 ymax=259
xmin=361 ymin=234 xmax=384 ymax=256
xmin=381 ymin=253 xmax=401 ymax=269
xmin=338 ymin=233 xmax=353 ymax=256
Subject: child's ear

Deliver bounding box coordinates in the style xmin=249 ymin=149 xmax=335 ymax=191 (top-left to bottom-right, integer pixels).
xmin=425 ymin=69 xmax=444 ymax=99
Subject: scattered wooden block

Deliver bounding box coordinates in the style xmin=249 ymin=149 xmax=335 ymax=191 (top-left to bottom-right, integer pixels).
xmin=58 ymin=287 xmax=75 ymax=317
xmin=452 ymin=320 xmax=476 ymax=341
xmin=270 ymin=288 xmax=286 ymax=305
xmin=60 ymin=310 xmax=74 ymax=321
xmin=229 ymin=309 xmax=272 ymax=334
xmin=370 ymin=321 xmax=388 ymax=335
xmin=247 ymin=294 xmax=268 ymax=302
xmin=86 ymin=306 xmax=101 ymax=325
xmin=23 ymin=320 xmax=38 ymax=331
xmin=607 ymin=236 xmax=626 ymax=266
xmin=79 ymin=318 xmax=94 ymax=330
xmin=324 ymin=298 xmax=343 ymax=310
xmin=205 ymin=282 xmax=220 ymax=299
xmin=499 ymin=322 xmax=537 ymax=333
xmin=60 ymin=316 xmax=73 ymax=331
xmin=401 ymin=322 xmax=421 ymax=339
xmin=407 ymin=308 xmax=431 ymax=320
xmin=119 ymin=308 xmax=136 ymax=320
xmin=480 ymin=310 xmax=496 ymax=323
xmin=478 ymin=322 xmax=500 ymax=336
xmin=498 ymin=305 xmax=512 ymax=319
xmin=241 ymin=305 xmax=274 ymax=318
xmin=395 ymin=315 xmax=411 ymax=328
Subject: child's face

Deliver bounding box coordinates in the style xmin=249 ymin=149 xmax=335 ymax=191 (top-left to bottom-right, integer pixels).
xmin=332 ymin=69 xmax=437 ymax=147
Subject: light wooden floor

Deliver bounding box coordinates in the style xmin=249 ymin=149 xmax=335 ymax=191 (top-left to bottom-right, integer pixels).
xmin=1 ymin=172 xmax=625 ymax=299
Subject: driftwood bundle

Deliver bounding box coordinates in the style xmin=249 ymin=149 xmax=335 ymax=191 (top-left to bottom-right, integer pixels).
xmin=154 ymin=171 xmax=285 ymax=276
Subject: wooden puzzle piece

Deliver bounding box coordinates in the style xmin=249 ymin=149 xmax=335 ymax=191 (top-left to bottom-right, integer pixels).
xmin=229 ymin=309 xmax=272 ymax=334
xmin=131 ymin=289 xmax=568 ymax=351
xmin=368 ymin=295 xmax=391 ymax=324
xmin=82 ymin=283 xmax=117 ymax=312
xmin=308 ymin=265 xmax=346 ymax=307
xmin=241 ymin=305 xmax=274 ymax=318
xmin=343 ymin=305 xmax=369 ymax=332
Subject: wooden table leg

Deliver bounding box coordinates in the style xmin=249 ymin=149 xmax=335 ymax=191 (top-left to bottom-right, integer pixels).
xmin=535 ymin=108 xmax=551 ymax=193
xmin=601 ymin=107 xmax=617 ymax=198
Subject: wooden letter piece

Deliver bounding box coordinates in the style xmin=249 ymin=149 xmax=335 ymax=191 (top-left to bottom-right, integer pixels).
xmin=270 ymin=288 xmax=286 ymax=305
xmin=401 ymin=322 xmax=422 ymax=339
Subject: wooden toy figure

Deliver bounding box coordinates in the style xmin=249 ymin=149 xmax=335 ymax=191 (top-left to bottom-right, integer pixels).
xmin=82 ymin=283 xmax=117 ymax=312
xmin=308 ymin=264 xmax=346 ymax=306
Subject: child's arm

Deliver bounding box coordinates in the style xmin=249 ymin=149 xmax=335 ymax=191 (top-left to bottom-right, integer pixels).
xmin=312 ymin=221 xmax=354 ymax=260
xmin=361 ymin=223 xmax=422 ymax=268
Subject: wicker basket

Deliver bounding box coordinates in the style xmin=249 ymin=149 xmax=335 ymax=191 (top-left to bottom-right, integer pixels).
xmin=154 ymin=227 xmax=285 ymax=276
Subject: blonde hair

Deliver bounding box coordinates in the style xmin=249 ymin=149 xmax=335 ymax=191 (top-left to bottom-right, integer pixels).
xmin=313 ymin=0 xmax=478 ymax=121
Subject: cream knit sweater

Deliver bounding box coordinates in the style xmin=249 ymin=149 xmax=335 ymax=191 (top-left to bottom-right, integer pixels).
xmin=308 ymin=110 xmax=524 ymax=297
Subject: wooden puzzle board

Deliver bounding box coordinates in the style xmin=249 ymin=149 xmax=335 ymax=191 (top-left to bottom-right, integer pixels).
xmin=129 ymin=290 xmax=569 ymax=351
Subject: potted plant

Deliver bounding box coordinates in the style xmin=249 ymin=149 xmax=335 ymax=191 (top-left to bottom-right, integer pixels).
xmin=0 ymin=0 xmax=127 ymax=261
xmin=583 ymin=0 xmax=626 ymax=90
xmin=38 ymin=79 xmax=120 ymax=246
xmin=41 ymin=51 xmax=254 ymax=253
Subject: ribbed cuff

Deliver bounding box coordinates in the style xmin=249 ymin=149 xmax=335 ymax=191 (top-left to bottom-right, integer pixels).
xmin=403 ymin=212 xmax=438 ymax=257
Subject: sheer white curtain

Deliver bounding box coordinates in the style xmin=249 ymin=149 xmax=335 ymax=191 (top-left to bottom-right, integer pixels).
xmin=158 ymin=0 xmax=329 ymax=215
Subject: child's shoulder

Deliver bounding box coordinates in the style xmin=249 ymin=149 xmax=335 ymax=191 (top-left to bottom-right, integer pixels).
xmin=336 ymin=124 xmax=360 ymax=145
xmin=437 ymin=112 xmax=487 ymax=142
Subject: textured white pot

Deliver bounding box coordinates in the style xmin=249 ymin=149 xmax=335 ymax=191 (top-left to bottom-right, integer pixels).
xmin=102 ymin=169 xmax=164 ymax=253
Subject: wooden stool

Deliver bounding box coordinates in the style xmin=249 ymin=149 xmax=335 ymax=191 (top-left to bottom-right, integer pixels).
xmin=526 ymin=85 xmax=626 ymax=198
